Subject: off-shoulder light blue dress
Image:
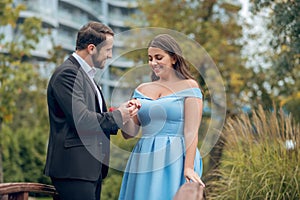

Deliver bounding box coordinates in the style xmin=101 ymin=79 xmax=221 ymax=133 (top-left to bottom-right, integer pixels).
xmin=118 ymin=88 xmax=203 ymax=200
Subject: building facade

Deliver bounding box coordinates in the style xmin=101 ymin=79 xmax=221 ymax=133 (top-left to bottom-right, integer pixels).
xmin=10 ymin=0 xmax=141 ymax=106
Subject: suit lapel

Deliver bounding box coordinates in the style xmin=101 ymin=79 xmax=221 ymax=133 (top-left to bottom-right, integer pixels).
xmin=94 ymin=81 xmax=107 ymax=112
xmin=68 ymin=55 xmax=105 ymax=112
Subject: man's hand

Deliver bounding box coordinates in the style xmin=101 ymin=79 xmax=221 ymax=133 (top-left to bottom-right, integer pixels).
xmin=128 ymin=99 xmax=141 ymax=117
xmin=117 ymin=99 xmax=141 ymax=124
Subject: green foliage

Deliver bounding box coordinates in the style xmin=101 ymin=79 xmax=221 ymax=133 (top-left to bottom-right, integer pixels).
xmin=1 ymin=125 xmax=23 ymax=181
xmin=1 ymin=77 xmax=50 ymax=184
xmin=0 ymin=0 xmax=45 ymax=124
xmin=284 ymin=97 xmax=300 ymax=123
xmin=0 ymin=48 xmax=51 ymax=184
xmin=0 ymin=0 xmax=58 ymax=184
xmin=101 ymin=170 xmax=124 ymax=200
xmin=0 ymin=0 xmax=25 ymax=27
xmin=206 ymin=106 xmax=300 ymax=199
xmin=2 ymin=125 xmax=50 ymax=184
xmin=250 ymin=0 xmax=300 ymax=111
xmin=0 ymin=0 xmax=45 ymax=183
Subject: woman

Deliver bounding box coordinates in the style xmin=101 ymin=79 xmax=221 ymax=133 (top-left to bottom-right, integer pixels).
xmin=119 ymin=34 xmax=205 ymax=200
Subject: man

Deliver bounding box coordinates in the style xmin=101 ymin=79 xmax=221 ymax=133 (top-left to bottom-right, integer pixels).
xmin=44 ymin=21 xmax=140 ymax=200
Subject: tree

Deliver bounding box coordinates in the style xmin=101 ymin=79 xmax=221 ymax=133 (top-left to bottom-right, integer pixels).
xmin=0 ymin=0 xmax=45 ymax=183
xmin=250 ymin=0 xmax=300 ymax=118
xmin=133 ymin=0 xmax=252 ymax=113
xmin=1 ymin=69 xmax=51 ymax=183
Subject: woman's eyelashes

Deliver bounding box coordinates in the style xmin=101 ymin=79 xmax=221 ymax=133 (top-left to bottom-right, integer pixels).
xmin=148 ymin=55 xmax=163 ymax=62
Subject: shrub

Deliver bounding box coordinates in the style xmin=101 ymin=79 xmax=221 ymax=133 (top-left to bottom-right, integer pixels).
xmin=206 ymin=106 xmax=300 ymax=199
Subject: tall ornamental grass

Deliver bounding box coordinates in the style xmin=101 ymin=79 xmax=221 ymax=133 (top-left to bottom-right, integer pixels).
xmin=207 ymin=106 xmax=300 ymax=200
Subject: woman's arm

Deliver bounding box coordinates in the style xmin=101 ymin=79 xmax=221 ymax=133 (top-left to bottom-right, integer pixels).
xmin=121 ymin=115 xmax=140 ymax=139
xmin=121 ymin=99 xmax=141 ymax=139
xmin=183 ymin=96 xmax=205 ymax=187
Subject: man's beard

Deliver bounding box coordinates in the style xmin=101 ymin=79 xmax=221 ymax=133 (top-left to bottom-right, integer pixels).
xmin=92 ymin=54 xmax=104 ymax=69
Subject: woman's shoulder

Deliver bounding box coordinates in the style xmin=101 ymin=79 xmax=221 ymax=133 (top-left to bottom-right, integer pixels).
xmin=182 ymin=79 xmax=200 ymax=89
xmin=136 ymin=82 xmax=150 ymax=90
xmin=180 ymin=79 xmax=203 ymax=98
xmin=136 ymin=82 xmax=160 ymax=92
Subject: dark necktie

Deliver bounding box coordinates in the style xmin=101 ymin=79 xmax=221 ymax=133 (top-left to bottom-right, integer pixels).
xmin=93 ymin=79 xmax=107 ymax=112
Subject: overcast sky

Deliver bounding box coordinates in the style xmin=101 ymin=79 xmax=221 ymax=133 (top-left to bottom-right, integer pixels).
xmin=239 ymin=0 xmax=273 ymax=71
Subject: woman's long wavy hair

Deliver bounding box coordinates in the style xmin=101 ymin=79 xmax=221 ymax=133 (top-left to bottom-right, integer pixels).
xmin=148 ymin=34 xmax=194 ymax=81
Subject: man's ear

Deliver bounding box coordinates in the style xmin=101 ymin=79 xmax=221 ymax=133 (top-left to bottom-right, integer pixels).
xmin=87 ymin=44 xmax=96 ymax=55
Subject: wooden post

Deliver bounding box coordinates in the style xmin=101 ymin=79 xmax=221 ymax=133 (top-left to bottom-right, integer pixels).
xmin=8 ymin=192 xmax=28 ymax=200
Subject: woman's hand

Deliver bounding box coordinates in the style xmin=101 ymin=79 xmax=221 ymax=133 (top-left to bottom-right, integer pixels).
xmin=128 ymin=99 xmax=141 ymax=117
xmin=120 ymin=99 xmax=141 ymax=139
xmin=128 ymin=99 xmax=141 ymax=108
xmin=184 ymin=168 xmax=205 ymax=187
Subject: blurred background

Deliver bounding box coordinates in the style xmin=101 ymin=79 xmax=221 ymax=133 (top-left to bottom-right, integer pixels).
xmin=0 ymin=0 xmax=299 ymax=199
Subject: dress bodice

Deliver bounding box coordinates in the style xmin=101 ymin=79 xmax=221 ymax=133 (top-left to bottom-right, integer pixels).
xmin=133 ymin=88 xmax=202 ymax=137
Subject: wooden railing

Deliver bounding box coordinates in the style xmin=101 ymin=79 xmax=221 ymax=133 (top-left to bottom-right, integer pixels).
xmin=0 ymin=182 xmax=205 ymax=200
xmin=0 ymin=182 xmax=60 ymax=200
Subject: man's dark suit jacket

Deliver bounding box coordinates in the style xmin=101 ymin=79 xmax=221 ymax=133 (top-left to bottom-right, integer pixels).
xmin=44 ymin=55 xmax=122 ymax=181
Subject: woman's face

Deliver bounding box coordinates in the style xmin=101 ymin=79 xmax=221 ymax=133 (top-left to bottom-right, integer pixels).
xmin=148 ymin=47 xmax=175 ymax=78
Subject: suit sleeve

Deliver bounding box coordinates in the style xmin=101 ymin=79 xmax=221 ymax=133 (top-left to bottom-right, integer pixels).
xmin=50 ymin=66 xmax=122 ymax=137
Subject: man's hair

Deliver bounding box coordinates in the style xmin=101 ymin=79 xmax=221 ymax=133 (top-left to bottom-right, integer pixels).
xmin=75 ymin=21 xmax=114 ymax=50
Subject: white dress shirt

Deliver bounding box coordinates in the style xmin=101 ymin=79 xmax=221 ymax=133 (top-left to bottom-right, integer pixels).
xmin=72 ymin=52 xmax=103 ymax=112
